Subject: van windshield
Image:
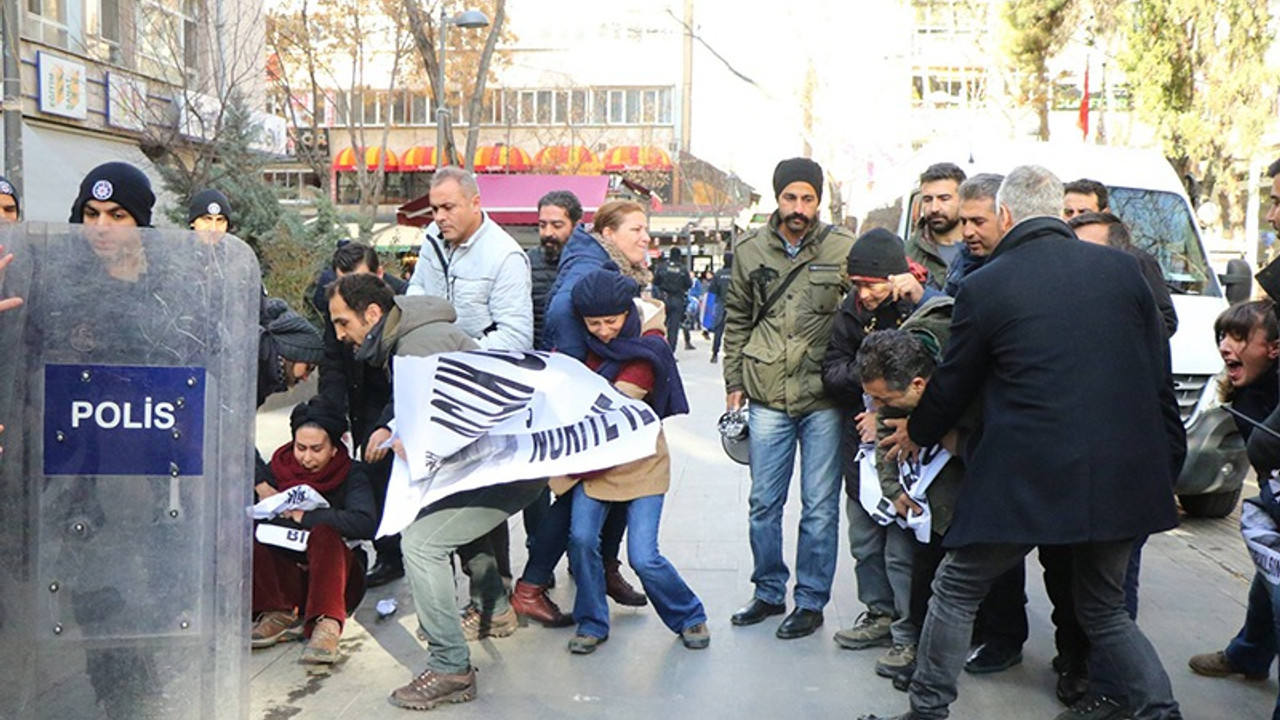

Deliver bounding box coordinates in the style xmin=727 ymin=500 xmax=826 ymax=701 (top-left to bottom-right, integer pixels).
xmin=1109 ymin=187 xmax=1218 ymax=297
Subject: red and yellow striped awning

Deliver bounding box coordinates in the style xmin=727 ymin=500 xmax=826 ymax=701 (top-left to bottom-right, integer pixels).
xmin=602 ymin=145 xmax=672 ymax=172
xmin=533 ymin=145 xmax=602 ymax=175
xmin=333 ymin=146 xmax=400 ymax=172
xmin=473 ymin=144 xmax=533 ymax=173
xmin=399 ymin=145 xmax=439 ymax=172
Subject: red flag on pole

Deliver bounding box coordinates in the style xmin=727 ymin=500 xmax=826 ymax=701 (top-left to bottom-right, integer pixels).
xmin=1077 ymin=65 xmax=1090 ymax=140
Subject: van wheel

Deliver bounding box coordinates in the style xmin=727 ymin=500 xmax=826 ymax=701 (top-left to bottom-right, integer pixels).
xmin=1178 ymin=488 xmax=1242 ymax=518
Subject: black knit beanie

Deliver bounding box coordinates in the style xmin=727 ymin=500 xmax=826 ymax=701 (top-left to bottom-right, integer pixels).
xmin=69 ymin=162 xmax=156 ymax=227
xmin=262 ymin=298 xmax=324 ymax=365
xmin=572 ymin=262 xmax=637 ymax=318
xmin=772 ymin=157 xmax=824 ymax=201
xmin=187 ymin=188 xmax=233 ymax=228
xmin=0 ymin=175 xmax=20 ymax=217
xmin=289 ymin=396 xmax=347 ymax=447
xmin=847 ymin=228 xmax=909 ymax=280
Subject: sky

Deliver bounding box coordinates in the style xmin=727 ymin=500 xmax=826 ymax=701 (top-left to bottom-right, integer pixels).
xmin=500 ymin=0 xmax=914 ymax=199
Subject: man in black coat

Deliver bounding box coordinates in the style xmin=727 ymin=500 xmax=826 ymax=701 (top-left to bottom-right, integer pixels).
xmin=860 ymin=165 xmax=1185 ymax=720
xmin=707 ymin=253 xmax=732 ymax=362
xmin=653 ymin=247 xmax=695 ymax=351
xmin=317 ymin=242 xmax=408 ymax=587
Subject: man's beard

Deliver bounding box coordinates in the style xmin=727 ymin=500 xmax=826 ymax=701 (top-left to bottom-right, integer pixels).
xmin=540 ymin=238 xmax=562 ymax=261
xmin=928 ymin=214 xmax=959 ymax=234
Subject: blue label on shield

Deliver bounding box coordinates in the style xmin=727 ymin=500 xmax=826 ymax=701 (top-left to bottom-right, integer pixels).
xmin=43 ymin=364 xmax=206 ymax=476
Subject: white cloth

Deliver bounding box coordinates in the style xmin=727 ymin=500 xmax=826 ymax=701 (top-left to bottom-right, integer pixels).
xmin=857 ymin=443 xmax=952 ymax=542
xmin=406 ymin=213 xmax=534 ymax=351
xmin=255 ymin=523 xmax=311 ymax=552
xmin=1242 ymin=472 xmax=1280 ymax=586
xmin=248 ymin=484 xmax=330 ymax=520
xmin=377 ymin=350 xmax=662 ymax=537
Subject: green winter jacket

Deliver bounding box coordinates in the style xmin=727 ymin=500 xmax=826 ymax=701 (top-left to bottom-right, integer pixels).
xmin=722 ymin=213 xmax=854 ymax=416
xmin=872 ymin=294 xmax=975 ymax=536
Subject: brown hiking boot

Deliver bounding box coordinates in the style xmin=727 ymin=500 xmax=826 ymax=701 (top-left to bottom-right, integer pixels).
xmin=605 ymin=559 xmax=648 ymax=607
xmin=511 ymin=580 xmax=573 ymax=628
xmin=389 ymin=666 xmax=477 ymax=710
xmin=1188 ymin=650 xmax=1268 ymax=680
xmin=300 ymin=617 xmax=342 ymax=664
xmin=461 ymin=604 xmax=519 ymax=641
xmin=251 ymin=609 xmax=302 ymax=649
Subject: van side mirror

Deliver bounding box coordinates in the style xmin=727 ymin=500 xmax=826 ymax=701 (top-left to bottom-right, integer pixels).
xmin=1220 ymin=258 xmax=1252 ymax=304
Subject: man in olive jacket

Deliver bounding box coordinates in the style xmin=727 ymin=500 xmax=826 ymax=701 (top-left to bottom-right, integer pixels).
xmin=722 ymin=157 xmax=855 ymax=640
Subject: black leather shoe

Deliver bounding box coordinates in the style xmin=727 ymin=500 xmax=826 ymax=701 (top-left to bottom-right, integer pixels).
xmin=891 ymin=662 xmax=914 ymax=692
xmin=964 ymin=643 xmax=1023 ymax=674
xmin=366 ymin=560 xmax=405 ymax=588
xmin=730 ymin=598 xmax=786 ymax=626
xmin=775 ymin=608 xmax=824 ymax=639
xmin=1053 ymin=655 xmax=1090 ymax=706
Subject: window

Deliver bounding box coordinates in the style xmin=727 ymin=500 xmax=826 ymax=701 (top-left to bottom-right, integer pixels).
xmin=392 ymin=90 xmax=408 ymax=125
xmin=360 ymin=90 xmax=379 ymax=125
xmin=137 ymin=0 xmax=198 ymax=84
xmin=536 ymin=90 xmax=552 ymax=124
xmin=86 ymin=0 xmax=122 ymax=62
xmin=570 ymin=89 xmax=588 ymax=124
xmin=608 ymin=90 xmax=624 ymax=123
xmin=592 ymin=89 xmax=608 ymax=124
xmin=518 ymin=90 xmax=535 ymax=125
xmin=411 ymin=91 xmax=429 ymax=125
xmin=642 ymin=89 xmax=657 ymax=123
xmin=625 ymin=89 xmax=640 ymax=123
xmin=658 ymin=88 xmax=673 ymax=124
xmin=26 ymin=0 xmax=70 ymax=48
xmin=553 ymin=90 xmax=568 ymax=124
xmin=911 ymin=67 xmax=985 ymax=107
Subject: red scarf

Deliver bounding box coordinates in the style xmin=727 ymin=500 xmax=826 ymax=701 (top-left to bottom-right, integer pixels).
xmin=268 ymin=442 xmax=352 ymax=496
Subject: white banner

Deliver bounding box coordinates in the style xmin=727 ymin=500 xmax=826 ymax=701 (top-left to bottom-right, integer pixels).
xmin=1242 ymin=473 xmax=1280 ymax=586
xmin=248 ymin=484 xmax=330 ymax=520
xmin=377 ymin=350 xmax=662 ymax=537
xmin=857 ymin=442 xmax=951 ymax=543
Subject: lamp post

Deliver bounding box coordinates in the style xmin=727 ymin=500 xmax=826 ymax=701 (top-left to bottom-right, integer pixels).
xmin=436 ymin=7 xmax=490 ymax=169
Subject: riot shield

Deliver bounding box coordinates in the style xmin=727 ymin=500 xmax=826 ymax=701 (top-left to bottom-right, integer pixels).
xmin=0 ymin=222 xmax=259 ymax=719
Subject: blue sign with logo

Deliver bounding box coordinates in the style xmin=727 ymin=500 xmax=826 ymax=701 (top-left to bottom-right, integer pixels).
xmin=43 ymin=364 xmax=206 ymax=476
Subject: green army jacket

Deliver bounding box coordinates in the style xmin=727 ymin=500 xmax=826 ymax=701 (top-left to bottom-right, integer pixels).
xmin=722 ymin=213 xmax=854 ymax=416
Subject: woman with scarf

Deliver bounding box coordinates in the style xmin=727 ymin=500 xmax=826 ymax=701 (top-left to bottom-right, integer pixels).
xmin=252 ymin=397 xmax=377 ymax=665
xmin=511 ymin=201 xmax=656 ymax=628
xmin=553 ymin=266 xmax=709 ymax=654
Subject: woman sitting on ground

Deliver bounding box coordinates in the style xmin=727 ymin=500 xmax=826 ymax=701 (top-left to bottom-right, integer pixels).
xmin=555 ymin=265 xmax=709 ymax=654
xmin=252 ymin=397 xmax=377 ymax=665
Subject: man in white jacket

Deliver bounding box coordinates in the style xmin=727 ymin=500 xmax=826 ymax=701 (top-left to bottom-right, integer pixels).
xmin=406 ymin=165 xmax=533 ymax=631
xmin=407 ymin=167 xmax=533 ymax=351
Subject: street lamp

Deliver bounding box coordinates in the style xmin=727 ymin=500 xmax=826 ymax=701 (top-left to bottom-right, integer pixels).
xmin=436 ymin=7 xmax=490 ymax=169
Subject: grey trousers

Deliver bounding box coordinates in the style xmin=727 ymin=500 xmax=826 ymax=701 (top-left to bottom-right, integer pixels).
xmin=909 ymin=540 xmax=1180 ymax=720
xmin=402 ymin=480 xmax=546 ymax=674
xmin=845 ymin=496 xmax=915 ymax=644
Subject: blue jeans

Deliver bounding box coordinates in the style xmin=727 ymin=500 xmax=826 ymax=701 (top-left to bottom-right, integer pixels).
xmin=519 ymin=489 xmax=627 ymax=587
xmin=1225 ymin=572 xmax=1280 ymax=719
xmin=567 ymin=484 xmax=706 ymax=639
xmin=908 ymin=541 xmax=1179 ymax=720
xmin=746 ymin=404 xmax=842 ymax=610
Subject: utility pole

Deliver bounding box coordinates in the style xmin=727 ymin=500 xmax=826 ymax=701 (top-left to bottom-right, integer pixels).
xmin=2 ymin=0 xmax=23 ymax=194
xmin=672 ymin=0 xmax=693 ymax=206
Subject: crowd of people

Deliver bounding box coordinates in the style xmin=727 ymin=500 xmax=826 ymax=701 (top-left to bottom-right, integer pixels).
xmin=3 ymin=152 xmax=1280 ymax=719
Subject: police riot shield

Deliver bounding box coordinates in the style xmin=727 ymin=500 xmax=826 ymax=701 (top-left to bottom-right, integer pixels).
xmin=0 ymin=222 xmax=259 ymax=719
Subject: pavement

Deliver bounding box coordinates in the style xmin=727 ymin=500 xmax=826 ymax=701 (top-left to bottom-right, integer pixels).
xmin=252 ymin=342 xmax=1273 ymax=720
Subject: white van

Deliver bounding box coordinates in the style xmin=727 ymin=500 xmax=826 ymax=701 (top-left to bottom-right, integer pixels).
xmin=862 ymin=142 xmax=1246 ymax=518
